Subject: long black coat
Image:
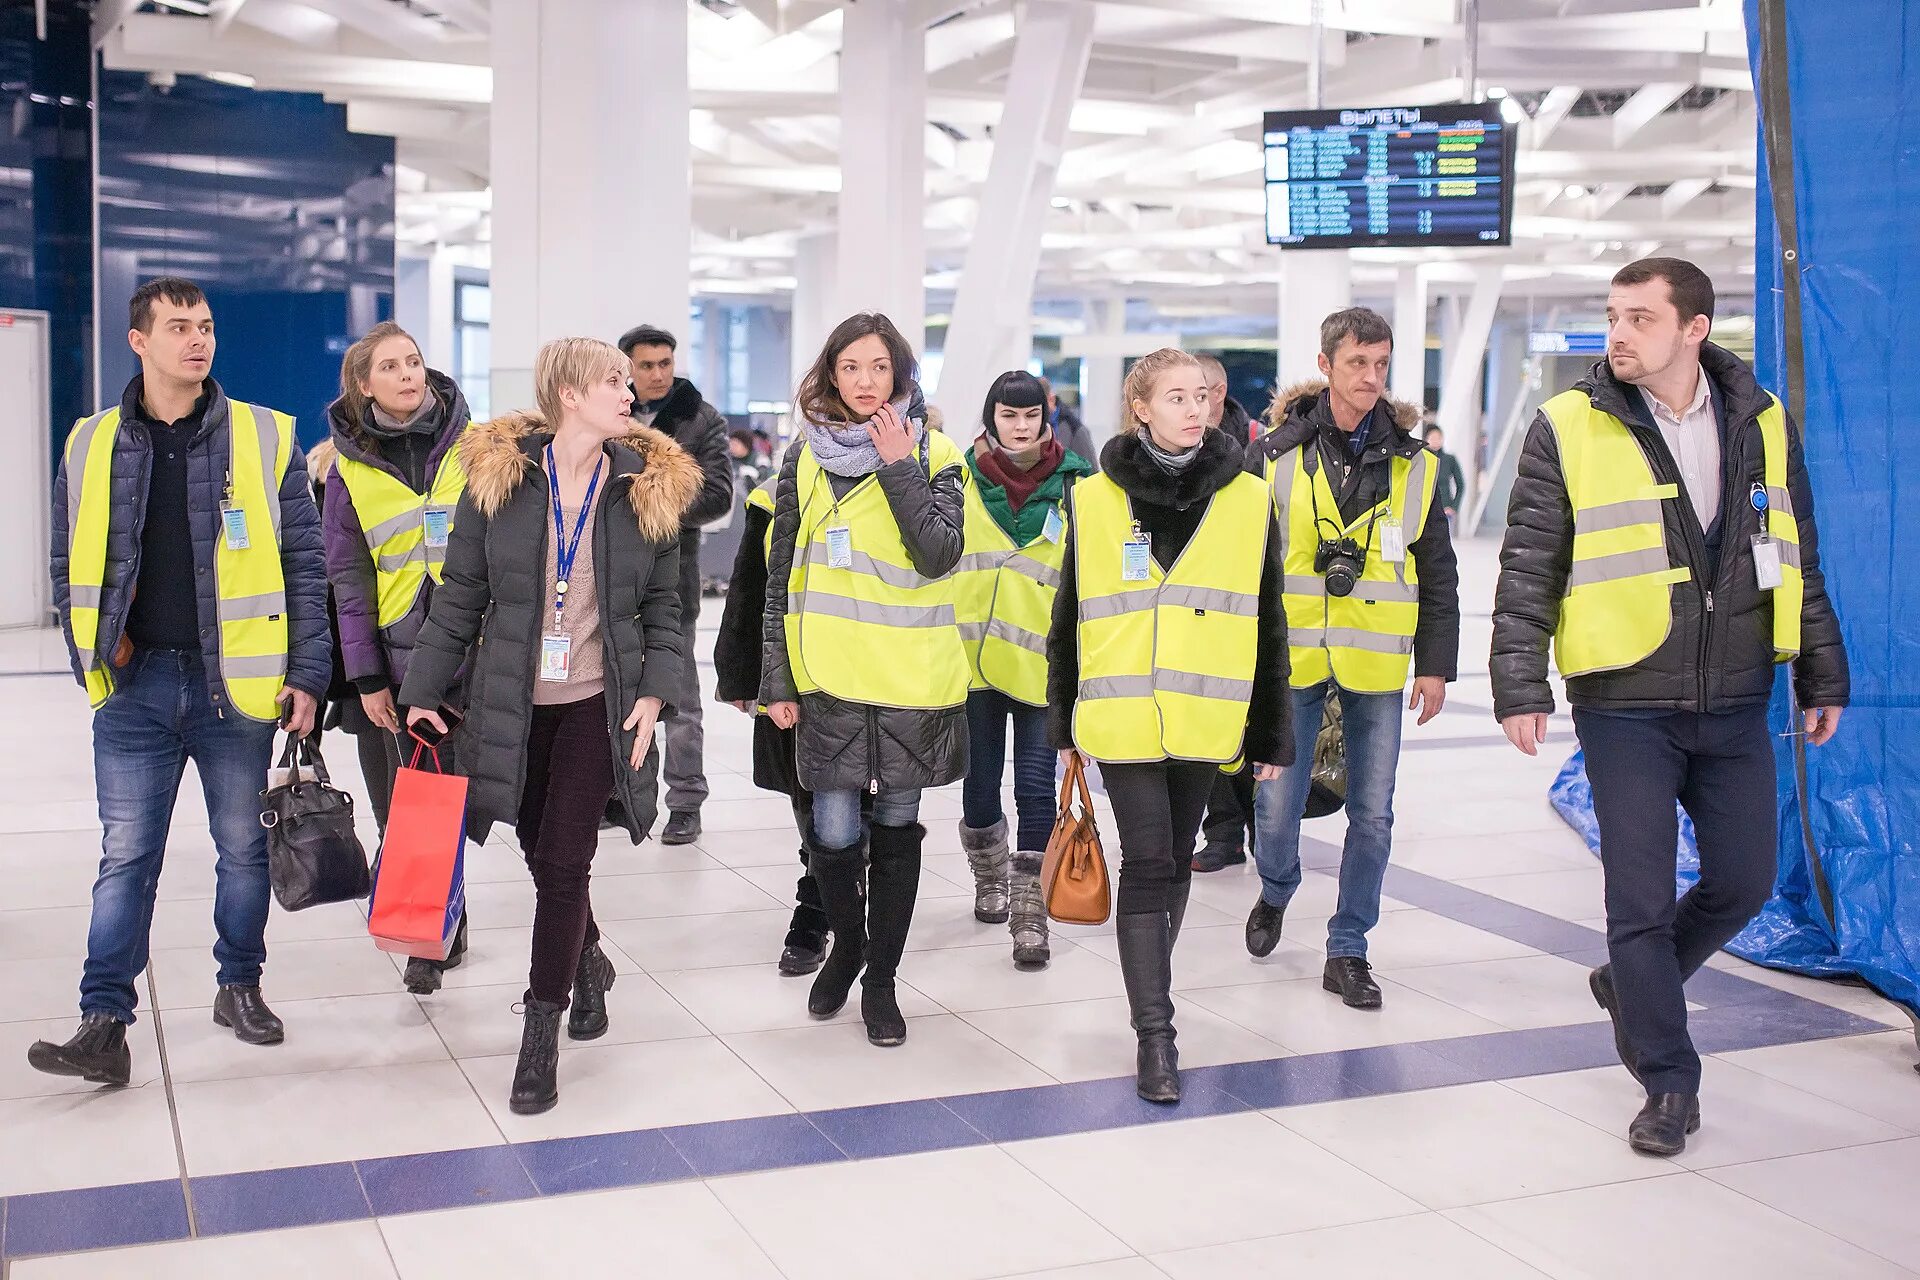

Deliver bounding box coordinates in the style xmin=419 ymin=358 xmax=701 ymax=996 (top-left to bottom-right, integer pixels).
xmin=398 ymin=412 xmax=700 ymax=843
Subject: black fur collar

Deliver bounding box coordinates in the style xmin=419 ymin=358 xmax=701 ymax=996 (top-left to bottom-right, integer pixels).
xmin=1099 ymin=428 xmax=1247 ymax=511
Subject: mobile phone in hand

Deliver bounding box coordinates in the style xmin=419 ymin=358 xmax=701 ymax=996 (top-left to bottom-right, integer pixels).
xmin=408 ymin=705 xmax=464 ymax=748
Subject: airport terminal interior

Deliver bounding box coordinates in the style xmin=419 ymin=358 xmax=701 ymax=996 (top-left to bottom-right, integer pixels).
xmin=0 ymin=0 xmax=1917 ymax=1277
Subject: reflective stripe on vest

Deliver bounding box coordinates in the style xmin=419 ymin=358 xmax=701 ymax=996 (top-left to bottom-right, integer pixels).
xmin=1070 ymin=471 xmax=1269 ymax=764
xmin=1548 ymin=390 xmax=1800 ymax=678
xmin=1267 ymin=441 xmax=1436 ymax=693
xmin=332 ymin=433 xmax=470 ymax=630
xmin=955 ymin=481 xmax=1068 ymax=705
xmin=784 ymin=433 xmax=970 ymax=709
xmin=63 ymin=401 xmax=294 ymax=719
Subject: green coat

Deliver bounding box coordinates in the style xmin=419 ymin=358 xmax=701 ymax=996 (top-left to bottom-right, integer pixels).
xmin=965 ymin=446 xmax=1094 ymax=545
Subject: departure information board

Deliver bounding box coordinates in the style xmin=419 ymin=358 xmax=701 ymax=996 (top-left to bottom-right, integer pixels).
xmin=1263 ymin=103 xmax=1514 ymax=249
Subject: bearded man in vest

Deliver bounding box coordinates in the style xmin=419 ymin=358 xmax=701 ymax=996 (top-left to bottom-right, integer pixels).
xmin=1493 ymin=258 xmax=1848 ymax=1157
xmin=1241 ymin=308 xmax=1461 ymax=1009
xmin=33 ymin=278 xmax=331 ymax=1086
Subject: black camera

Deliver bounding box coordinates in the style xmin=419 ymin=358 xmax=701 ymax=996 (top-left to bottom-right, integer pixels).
xmin=1314 ymin=536 xmax=1365 ymax=597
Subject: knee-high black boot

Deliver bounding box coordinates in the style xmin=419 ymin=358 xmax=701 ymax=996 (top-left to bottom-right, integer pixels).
xmin=807 ymin=837 xmax=868 ymax=1017
xmin=861 ymin=823 xmax=924 ymax=1047
xmin=1116 ymin=910 xmax=1179 ymax=1103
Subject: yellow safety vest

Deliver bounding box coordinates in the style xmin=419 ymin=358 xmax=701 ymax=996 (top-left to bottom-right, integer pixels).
xmin=1267 ymin=442 xmax=1436 ymax=693
xmin=332 ymin=435 xmax=470 ymax=630
xmin=784 ymin=433 xmax=970 ymax=709
xmin=747 ymin=474 xmax=776 ymax=560
xmin=1546 ymin=389 xmax=1803 ymax=677
xmin=954 ymin=480 xmax=1070 ymax=706
xmin=1070 ymin=470 xmax=1269 ymax=764
xmin=63 ymin=400 xmax=295 ymax=721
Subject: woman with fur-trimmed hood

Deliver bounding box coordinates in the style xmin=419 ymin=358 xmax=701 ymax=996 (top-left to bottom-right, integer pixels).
xmin=400 ymin=338 xmax=698 ymax=1118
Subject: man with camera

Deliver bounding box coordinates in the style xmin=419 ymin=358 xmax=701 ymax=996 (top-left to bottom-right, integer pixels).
xmin=1241 ymin=308 xmax=1460 ymax=1008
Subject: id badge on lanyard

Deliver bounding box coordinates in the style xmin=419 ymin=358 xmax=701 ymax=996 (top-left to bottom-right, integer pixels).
xmin=824 ymin=525 xmax=853 ymax=569
xmin=1379 ymin=521 xmax=1406 ymax=563
xmin=422 ymin=507 xmax=452 ymax=548
xmin=1042 ymin=506 xmax=1065 ymax=544
xmin=540 ymin=633 xmax=572 ymax=682
xmin=220 ymin=502 xmax=250 ymax=551
xmin=1121 ymin=526 xmax=1152 ymax=582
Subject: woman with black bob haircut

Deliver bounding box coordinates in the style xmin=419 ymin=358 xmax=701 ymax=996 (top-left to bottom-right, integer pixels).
xmin=760 ymin=312 xmax=969 ymax=1047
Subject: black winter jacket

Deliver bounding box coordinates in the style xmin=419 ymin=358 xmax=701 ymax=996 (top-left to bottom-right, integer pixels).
xmin=637 ymin=377 xmax=734 ymax=631
xmin=1046 ymin=429 xmax=1294 ymax=768
xmin=1246 ymin=381 xmax=1462 ymax=683
xmin=1491 ymin=343 xmax=1849 ymax=718
xmin=760 ymin=415 xmax=970 ymax=795
xmin=50 ymin=374 xmax=331 ymax=708
xmin=714 ymin=501 xmax=802 ymax=796
xmin=398 ymin=412 xmax=700 ymax=844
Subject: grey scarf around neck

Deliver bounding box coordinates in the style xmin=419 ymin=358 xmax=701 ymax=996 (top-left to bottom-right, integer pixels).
xmin=367 ymin=386 xmax=440 ymax=439
xmin=803 ymin=387 xmax=928 ymax=478
xmin=1138 ymin=430 xmax=1203 ymax=476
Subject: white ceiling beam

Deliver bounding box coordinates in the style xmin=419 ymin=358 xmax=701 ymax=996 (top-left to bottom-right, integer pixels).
xmin=296 ymin=0 xmax=458 ymax=49
xmin=1611 ymin=81 xmax=1691 ymax=147
xmin=109 ymin=13 xmax=489 ymax=101
xmin=92 ymin=0 xmax=142 ymax=47
xmin=1527 ymin=85 xmax=1582 ymax=149
xmin=1093 ymin=0 xmax=1457 ymax=39
xmin=1660 ymin=176 xmax=1714 ymax=217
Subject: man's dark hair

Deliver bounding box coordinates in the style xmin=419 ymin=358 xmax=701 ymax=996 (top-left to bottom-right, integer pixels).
xmin=130 ymin=277 xmax=207 ymax=333
xmin=1611 ymin=256 xmax=1715 ymax=325
xmin=617 ymin=324 xmax=678 ymax=355
xmin=1320 ymin=307 xmax=1394 ymax=360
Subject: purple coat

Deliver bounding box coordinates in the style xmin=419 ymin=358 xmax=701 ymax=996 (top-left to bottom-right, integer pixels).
xmin=321 ymin=369 xmax=473 ymax=692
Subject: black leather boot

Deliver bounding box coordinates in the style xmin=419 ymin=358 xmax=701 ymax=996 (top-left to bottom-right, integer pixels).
xmin=1245 ymin=898 xmax=1286 ymax=957
xmin=1589 ymin=964 xmax=1644 ymax=1085
xmin=780 ymin=851 xmax=831 ymax=976
xmin=404 ymin=914 xmax=469 ymax=995
xmin=27 ymin=1013 xmax=132 ymax=1086
xmin=568 ymin=941 xmax=617 ymax=1040
xmin=1116 ymin=910 xmax=1179 ymax=1103
xmin=213 ymin=986 xmax=286 ymax=1045
xmin=807 ymin=837 xmax=868 ymax=1018
xmin=861 ymin=823 xmax=924 ymax=1047
xmin=510 ymin=996 xmax=566 ymax=1115
xmin=1322 ymin=956 xmax=1383 ymax=1010
xmin=1628 ymin=1092 xmax=1701 ymax=1156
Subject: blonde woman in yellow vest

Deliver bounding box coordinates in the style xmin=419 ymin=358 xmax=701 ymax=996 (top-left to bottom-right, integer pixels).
xmin=955 ymin=370 xmax=1094 ymax=971
xmin=760 ymin=314 xmax=968 ymax=1048
xmin=1493 ymin=258 xmax=1848 ymax=1158
xmin=33 ymin=278 xmax=331 ymax=1087
xmin=322 ymin=321 xmax=477 ymax=995
xmin=1047 ymin=348 xmax=1293 ymax=1103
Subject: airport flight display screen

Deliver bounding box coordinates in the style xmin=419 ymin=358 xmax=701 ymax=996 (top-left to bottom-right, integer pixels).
xmin=1263 ymin=103 xmax=1514 ymax=249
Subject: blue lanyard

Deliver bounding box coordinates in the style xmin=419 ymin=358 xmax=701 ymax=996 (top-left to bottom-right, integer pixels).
xmin=546 ymin=443 xmax=603 ymax=623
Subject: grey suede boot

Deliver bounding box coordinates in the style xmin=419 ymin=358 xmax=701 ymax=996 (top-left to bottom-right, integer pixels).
xmin=1008 ymin=850 xmax=1051 ymax=969
xmin=958 ymin=819 xmax=1011 ymax=924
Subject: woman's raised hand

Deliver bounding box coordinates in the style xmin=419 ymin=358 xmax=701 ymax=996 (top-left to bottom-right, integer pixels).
xmin=865 ymin=402 xmax=915 ymax=465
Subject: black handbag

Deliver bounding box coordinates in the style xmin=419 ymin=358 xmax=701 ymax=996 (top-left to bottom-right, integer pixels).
xmin=259 ymin=734 xmax=372 ymax=911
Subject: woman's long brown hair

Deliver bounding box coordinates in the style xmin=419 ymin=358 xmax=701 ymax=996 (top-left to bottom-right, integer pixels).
xmin=795 ymin=312 xmax=919 ymax=426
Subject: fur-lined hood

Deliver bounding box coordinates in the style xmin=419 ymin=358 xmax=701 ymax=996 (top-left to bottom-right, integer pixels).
xmin=459 ymin=410 xmax=703 ymax=545
xmin=1252 ymin=379 xmax=1424 ymax=462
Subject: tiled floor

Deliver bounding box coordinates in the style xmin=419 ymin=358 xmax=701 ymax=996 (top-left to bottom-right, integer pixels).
xmin=3 ymin=541 xmax=1918 ymax=1278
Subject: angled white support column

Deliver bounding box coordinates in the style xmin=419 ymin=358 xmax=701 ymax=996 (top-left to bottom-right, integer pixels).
xmin=936 ymin=0 xmax=1095 ymax=421
xmin=1079 ymin=296 xmax=1126 ymax=449
xmin=790 ymin=230 xmax=838 ymax=398
xmin=1277 ymin=251 xmax=1352 ymax=388
xmin=1390 ymin=264 xmax=1430 ymax=407
xmin=1436 ymin=263 xmax=1504 ymax=522
xmin=489 ymin=0 xmax=691 ymax=412
xmin=836 ymin=0 xmax=927 ymax=347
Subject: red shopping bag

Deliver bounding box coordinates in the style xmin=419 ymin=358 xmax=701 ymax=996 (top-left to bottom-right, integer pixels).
xmin=367 ymin=745 xmax=467 ymax=961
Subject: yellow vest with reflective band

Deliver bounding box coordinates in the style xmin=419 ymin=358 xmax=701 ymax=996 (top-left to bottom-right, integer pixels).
xmin=1070 ymin=471 xmax=1269 ymax=764
xmin=1545 ymin=389 xmax=1802 ymax=678
xmin=1266 ymin=442 xmax=1436 ymax=693
xmin=63 ymin=401 xmax=295 ymax=720
xmin=747 ymin=474 xmax=776 ymax=561
xmin=784 ymin=433 xmax=970 ymax=709
xmin=332 ymin=434 xmax=470 ymax=630
xmin=954 ymin=482 xmax=1069 ymax=705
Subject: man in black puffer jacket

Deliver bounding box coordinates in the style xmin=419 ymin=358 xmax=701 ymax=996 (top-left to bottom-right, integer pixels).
xmin=1493 ymin=258 xmax=1848 ymax=1159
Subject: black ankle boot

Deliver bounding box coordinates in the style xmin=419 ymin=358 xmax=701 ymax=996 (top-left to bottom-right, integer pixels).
xmin=861 ymin=823 xmax=924 ymax=1047
xmin=27 ymin=1013 xmax=131 ymax=1086
xmin=212 ymin=985 xmax=285 ymax=1045
xmin=807 ymin=837 xmax=868 ymax=1018
xmin=568 ymin=941 xmax=617 ymax=1040
xmin=405 ymin=914 xmax=470 ymax=995
xmin=1116 ymin=911 xmax=1179 ymax=1103
xmin=1628 ymin=1092 xmax=1701 ymax=1156
xmin=510 ymin=996 xmax=566 ymax=1115
xmin=780 ymin=866 xmax=831 ymax=976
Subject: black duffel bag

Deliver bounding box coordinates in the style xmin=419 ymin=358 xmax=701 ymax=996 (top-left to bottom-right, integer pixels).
xmin=260 ymin=734 xmax=371 ymax=911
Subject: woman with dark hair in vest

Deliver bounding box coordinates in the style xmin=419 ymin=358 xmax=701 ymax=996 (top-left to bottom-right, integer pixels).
xmin=1048 ymin=348 xmax=1291 ymax=1102
xmin=955 ymin=370 xmax=1093 ymax=969
xmin=761 ymin=313 xmax=969 ymax=1047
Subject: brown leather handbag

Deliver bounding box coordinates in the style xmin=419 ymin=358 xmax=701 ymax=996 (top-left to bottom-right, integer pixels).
xmin=1041 ymin=753 xmax=1111 ymax=925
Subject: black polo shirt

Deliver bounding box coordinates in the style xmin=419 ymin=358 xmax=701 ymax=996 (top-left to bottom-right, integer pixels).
xmin=124 ymin=381 xmax=211 ymax=651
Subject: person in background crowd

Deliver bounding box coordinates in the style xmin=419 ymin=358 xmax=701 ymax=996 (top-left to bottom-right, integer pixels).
xmin=322 ymin=320 xmax=477 ymax=995
xmin=1493 ymin=257 xmax=1848 ymax=1157
xmin=401 ymin=337 xmax=694 ymax=1116
xmin=1197 ymin=354 xmax=1254 ymax=444
xmin=1040 ymin=376 xmax=1100 ymax=472
xmin=729 ymin=429 xmax=766 ymax=494
xmin=955 ymin=370 xmax=1094 ymax=969
xmin=760 ymin=313 xmax=968 ymax=1048
xmin=1425 ymin=423 xmax=1465 ymax=523
xmin=617 ymin=324 xmax=734 ymax=846
xmin=1242 ymin=308 xmax=1460 ymax=1010
xmin=1048 ymin=348 xmax=1291 ymax=1102
xmin=32 ymin=277 xmax=330 ymax=1085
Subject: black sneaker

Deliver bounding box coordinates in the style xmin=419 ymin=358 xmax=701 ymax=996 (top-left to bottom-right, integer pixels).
xmin=1245 ymin=898 xmax=1286 ymax=957
xmin=661 ymin=811 xmax=702 ymax=845
xmin=1191 ymin=841 xmax=1246 ymax=873
xmin=27 ymin=1013 xmax=131 ymax=1086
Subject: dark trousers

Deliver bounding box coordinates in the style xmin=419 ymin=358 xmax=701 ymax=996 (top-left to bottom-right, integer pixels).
xmin=961 ymin=689 xmax=1055 ymax=852
xmin=1200 ymin=765 xmax=1256 ymax=851
xmin=1099 ymin=760 xmax=1215 ymax=915
xmin=1574 ymin=705 xmax=1779 ymax=1095
xmin=516 ymin=694 xmax=617 ymax=1005
xmin=354 ymin=726 xmax=401 ymax=831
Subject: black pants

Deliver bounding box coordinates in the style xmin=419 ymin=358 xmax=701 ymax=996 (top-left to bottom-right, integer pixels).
xmin=516 ymin=695 xmax=617 ymax=1005
xmin=1100 ymin=760 xmax=1215 ymax=914
xmin=354 ymin=726 xmax=402 ymax=832
xmin=1574 ymin=704 xmax=1778 ymax=1096
xmin=1200 ymin=764 xmax=1256 ymax=851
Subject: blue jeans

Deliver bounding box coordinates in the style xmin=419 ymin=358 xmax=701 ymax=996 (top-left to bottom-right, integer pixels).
xmin=813 ymin=787 xmax=922 ymax=849
xmin=1252 ymin=681 xmax=1404 ymax=959
xmin=82 ymin=648 xmax=280 ymax=1023
xmin=961 ymin=690 xmax=1054 ymax=852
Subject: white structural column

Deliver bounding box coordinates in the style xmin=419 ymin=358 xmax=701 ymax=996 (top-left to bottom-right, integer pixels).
xmin=1436 ymin=264 xmax=1505 ymax=523
xmin=1079 ymin=296 xmax=1126 ymax=447
xmin=936 ymin=0 xmax=1095 ymax=420
xmin=836 ymin=0 xmax=927 ymax=346
xmin=1277 ymin=251 xmax=1352 ymax=387
xmin=489 ymin=0 xmax=691 ymax=412
xmin=1390 ymin=264 xmax=1430 ymax=407
xmin=790 ymin=231 xmax=838 ymax=400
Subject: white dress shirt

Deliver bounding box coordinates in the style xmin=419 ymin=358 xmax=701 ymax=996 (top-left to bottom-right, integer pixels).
xmin=1641 ymin=370 xmax=1720 ymax=532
